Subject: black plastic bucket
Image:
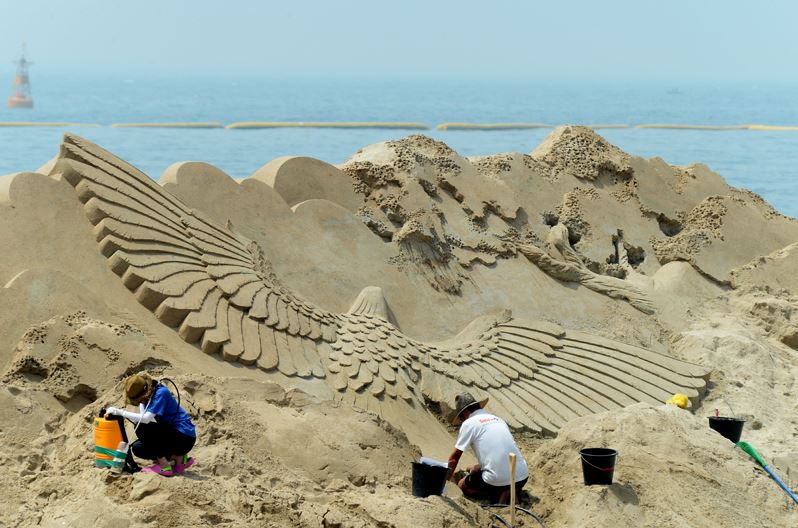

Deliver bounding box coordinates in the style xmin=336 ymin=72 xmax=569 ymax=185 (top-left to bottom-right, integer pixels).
xmin=708 ymin=416 xmax=745 ymax=443
xmin=411 ymin=462 xmax=448 ymax=497
xmin=580 ymin=448 xmax=617 ymax=485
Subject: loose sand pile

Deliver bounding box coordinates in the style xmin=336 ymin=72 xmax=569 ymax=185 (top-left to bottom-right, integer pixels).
xmin=529 ymin=404 xmax=795 ymax=527
xmin=0 ymin=126 xmax=796 ymax=527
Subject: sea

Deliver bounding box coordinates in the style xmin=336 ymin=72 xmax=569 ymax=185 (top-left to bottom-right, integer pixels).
xmin=1 ymin=74 xmax=797 ymax=217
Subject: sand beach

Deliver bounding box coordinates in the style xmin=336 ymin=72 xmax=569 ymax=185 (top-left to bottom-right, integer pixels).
xmin=0 ymin=126 xmax=796 ymax=527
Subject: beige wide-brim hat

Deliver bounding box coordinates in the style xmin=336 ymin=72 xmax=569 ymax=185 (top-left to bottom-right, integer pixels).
xmin=124 ymin=373 xmax=155 ymax=406
xmin=450 ymin=392 xmax=489 ymax=424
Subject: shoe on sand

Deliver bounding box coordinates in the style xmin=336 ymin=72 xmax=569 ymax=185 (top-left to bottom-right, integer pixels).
xmin=141 ymin=464 xmax=174 ymax=477
xmin=174 ymin=456 xmax=195 ymax=474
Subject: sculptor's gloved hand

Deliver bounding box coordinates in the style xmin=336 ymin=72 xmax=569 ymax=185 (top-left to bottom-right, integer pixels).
xmin=105 ymin=406 xmax=123 ymax=417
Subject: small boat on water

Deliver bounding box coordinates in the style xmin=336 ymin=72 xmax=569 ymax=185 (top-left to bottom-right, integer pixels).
xmin=7 ymin=46 xmax=33 ymax=109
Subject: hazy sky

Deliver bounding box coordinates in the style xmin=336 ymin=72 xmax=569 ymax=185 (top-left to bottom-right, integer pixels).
xmin=1 ymin=1 xmax=796 ymax=81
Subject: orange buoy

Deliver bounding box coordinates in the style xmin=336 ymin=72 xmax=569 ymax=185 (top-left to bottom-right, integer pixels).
xmin=7 ymin=45 xmax=33 ymax=109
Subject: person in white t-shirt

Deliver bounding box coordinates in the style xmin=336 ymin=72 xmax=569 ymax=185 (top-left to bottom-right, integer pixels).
xmin=446 ymin=392 xmax=529 ymax=502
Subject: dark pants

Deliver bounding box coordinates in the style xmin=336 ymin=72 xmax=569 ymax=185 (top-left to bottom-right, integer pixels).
xmin=463 ymin=470 xmax=528 ymax=503
xmin=130 ymin=421 xmax=196 ymax=461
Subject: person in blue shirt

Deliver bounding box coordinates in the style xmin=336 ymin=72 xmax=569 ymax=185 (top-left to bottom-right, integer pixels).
xmin=106 ymin=373 xmax=196 ymax=477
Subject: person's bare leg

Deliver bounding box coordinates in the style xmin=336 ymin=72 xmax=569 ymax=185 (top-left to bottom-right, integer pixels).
xmin=157 ymin=456 xmax=170 ymax=468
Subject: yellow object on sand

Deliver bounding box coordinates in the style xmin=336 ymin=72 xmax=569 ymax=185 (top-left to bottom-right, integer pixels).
xmin=666 ymin=393 xmax=689 ymax=409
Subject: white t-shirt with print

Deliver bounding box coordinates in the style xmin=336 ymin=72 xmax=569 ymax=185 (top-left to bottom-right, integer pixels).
xmin=454 ymin=408 xmax=529 ymax=486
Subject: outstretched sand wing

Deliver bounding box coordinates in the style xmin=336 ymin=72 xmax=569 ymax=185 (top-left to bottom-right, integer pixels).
xmin=54 ymin=133 xmax=337 ymax=378
xmin=417 ymin=312 xmax=709 ymax=435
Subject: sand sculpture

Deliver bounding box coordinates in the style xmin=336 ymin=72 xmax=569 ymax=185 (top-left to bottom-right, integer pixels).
xmin=517 ymin=232 xmax=655 ymax=314
xmin=341 ymin=132 xmax=660 ymax=313
xmin=49 ymin=133 xmax=709 ymax=435
xmin=3 ymin=126 xmax=798 ymax=527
